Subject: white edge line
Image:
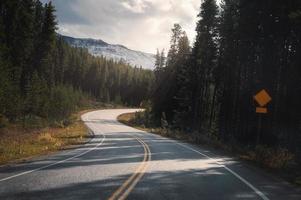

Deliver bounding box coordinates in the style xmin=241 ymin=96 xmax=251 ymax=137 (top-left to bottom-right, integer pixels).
xmin=0 ymin=120 xmax=105 ymax=182
xmin=175 ymin=142 xmax=269 ymax=200
xmin=115 ymin=113 xmax=269 ymax=200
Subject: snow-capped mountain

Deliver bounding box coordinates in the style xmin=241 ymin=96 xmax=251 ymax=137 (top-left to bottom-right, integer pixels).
xmin=61 ymin=35 xmax=155 ymax=70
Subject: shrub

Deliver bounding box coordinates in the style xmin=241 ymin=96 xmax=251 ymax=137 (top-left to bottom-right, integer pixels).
xmin=22 ymin=115 xmax=47 ymax=128
xmin=130 ymin=109 xmax=154 ymax=128
xmin=0 ymin=114 xmax=8 ymax=128
xmin=248 ymin=145 xmax=295 ymax=169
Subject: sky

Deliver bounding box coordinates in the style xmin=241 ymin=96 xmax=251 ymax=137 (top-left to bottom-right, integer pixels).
xmin=41 ymin=0 xmax=220 ymax=54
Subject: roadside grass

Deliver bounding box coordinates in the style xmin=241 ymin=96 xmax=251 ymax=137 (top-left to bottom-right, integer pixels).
xmin=117 ymin=113 xmax=149 ymax=131
xmin=0 ymin=111 xmax=89 ymax=165
xmin=117 ymin=112 xmax=301 ymax=187
xmin=0 ymin=102 xmax=128 ymax=165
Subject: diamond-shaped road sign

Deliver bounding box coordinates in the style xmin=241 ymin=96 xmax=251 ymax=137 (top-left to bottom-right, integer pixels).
xmin=254 ymin=89 xmax=272 ymax=107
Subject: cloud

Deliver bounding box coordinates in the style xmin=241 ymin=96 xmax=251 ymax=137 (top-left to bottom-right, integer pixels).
xmin=121 ymin=0 xmax=151 ymax=13
xmin=41 ymin=0 xmax=220 ymax=53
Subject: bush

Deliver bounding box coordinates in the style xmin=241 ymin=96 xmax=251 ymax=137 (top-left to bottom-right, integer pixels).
xmin=248 ymin=145 xmax=295 ymax=169
xmin=21 ymin=115 xmax=47 ymax=128
xmin=130 ymin=109 xmax=154 ymax=128
xmin=0 ymin=114 xmax=8 ymax=128
xmin=133 ymin=112 xmax=146 ymax=125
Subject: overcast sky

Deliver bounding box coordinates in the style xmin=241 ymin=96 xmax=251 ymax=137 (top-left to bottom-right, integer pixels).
xmin=41 ymin=0 xmax=220 ymax=54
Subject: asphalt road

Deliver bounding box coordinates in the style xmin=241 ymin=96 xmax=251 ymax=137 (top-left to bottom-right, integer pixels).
xmin=0 ymin=109 xmax=300 ymax=200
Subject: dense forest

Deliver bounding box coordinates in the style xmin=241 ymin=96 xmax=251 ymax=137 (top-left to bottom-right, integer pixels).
xmin=0 ymin=0 xmax=154 ymax=123
xmin=152 ymin=0 xmax=301 ymax=161
xmin=2 ymin=0 xmax=301 ymax=163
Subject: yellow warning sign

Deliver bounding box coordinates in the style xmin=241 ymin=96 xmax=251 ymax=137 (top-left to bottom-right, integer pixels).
xmin=254 ymin=89 xmax=272 ymax=107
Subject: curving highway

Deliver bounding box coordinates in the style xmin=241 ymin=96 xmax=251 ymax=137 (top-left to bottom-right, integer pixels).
xmin=0 ymin=109 xmax=300 ymax=200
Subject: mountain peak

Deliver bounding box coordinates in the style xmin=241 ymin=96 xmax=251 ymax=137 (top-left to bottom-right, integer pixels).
xmin=60 ymin=35 xmax=155 ymax=70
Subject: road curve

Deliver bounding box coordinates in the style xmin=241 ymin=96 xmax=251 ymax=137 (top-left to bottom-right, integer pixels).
xmin=0 ymin=109 xmax=300 ymax=200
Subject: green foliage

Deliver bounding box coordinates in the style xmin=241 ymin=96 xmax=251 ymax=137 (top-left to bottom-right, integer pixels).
xmin=23 ymin=71 xmax=49 ymax=117
xmin=0 ymin=0 xmax=154 ymax=125
xmin=152 ymin=24 xmax=191 ymax=122
xmin=48 ymin=85 xmax=84 ymax=120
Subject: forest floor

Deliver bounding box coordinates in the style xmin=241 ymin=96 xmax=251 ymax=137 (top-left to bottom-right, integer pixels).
xmin=117 ymin=112 xmax=301 ymax=187
xmin=0 ymin=102 xmax=125 ymax=166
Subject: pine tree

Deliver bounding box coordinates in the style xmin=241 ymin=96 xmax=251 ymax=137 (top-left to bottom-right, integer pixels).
xmin=217 ymin=0 xmax=240 ymax=141
xmin=172 ymin=32 xmax=192 ymax=128
xmin=154 ymin=49 xmax=165 ymax=84
xmin=152 ymin=24 xmax=183 ymax=121
xmin=166 ymin=24 xmax=182 ymax=67
xmin=154 ymin=49 xmax=161 ymax=81
xmin=154 ymin=49 xmax=160 ymax=69
xmin=191 ymin=0 xmax=218 ymax=131
xmin=152 ymin=24 xmax=192 ymax=124
xmin=39 ymin=1 xmax=57 ymax=85
xmin=160 ymin=49 xmax=165 ymax=68
xmin=23 ymin=71 xmax=48 ymax=118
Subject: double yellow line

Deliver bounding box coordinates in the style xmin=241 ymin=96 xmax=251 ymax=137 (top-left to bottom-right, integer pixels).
xmin=108 ymin=137 xmax=151 ymax=200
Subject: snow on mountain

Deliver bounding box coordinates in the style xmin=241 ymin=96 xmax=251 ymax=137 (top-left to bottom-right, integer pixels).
xmin=61 ymin=35 xmax=155 ymax=70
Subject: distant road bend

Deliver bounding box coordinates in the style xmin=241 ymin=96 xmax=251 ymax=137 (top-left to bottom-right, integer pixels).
xmin=0 ymin=109 xmax=300 ymax=200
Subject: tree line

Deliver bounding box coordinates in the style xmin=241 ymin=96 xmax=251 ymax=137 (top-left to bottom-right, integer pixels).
xmin=0 ymin=0 xmax=154 ymax=123
xmin=152 ymin=0 xmax=301 ymax=160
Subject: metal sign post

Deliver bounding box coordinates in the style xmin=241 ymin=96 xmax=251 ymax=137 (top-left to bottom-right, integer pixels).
xmin=256 ymin=115 xmax=262 ymax=145
xmin=253 ymin=89 xmax=272 ymax=145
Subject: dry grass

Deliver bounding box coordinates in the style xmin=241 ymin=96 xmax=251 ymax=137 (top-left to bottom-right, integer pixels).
xmin=118 ymin=113 xmax=186 ymax=142
xmin=117 ymin=113 xmax=133 ymax=125
xmin=117 ymin=113 xmax=149 ymax=131
xmin=241 ymin=146 xmax=295 ymax=169
xmin=0 ymin=112 xmax=89 ymax=165
xmin=0 ymin=103 xmax=127 ymax=165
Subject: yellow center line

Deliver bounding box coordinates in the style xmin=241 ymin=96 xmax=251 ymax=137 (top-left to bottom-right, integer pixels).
xmin=108 ymin=136 xmax=151 ymax=200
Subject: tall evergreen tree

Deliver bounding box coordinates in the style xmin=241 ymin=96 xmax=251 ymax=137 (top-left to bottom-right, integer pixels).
xmin=190 ymin=0 xmax=219 ymax=130
xmin=152 ymin=24 xmax=188 ymax=121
